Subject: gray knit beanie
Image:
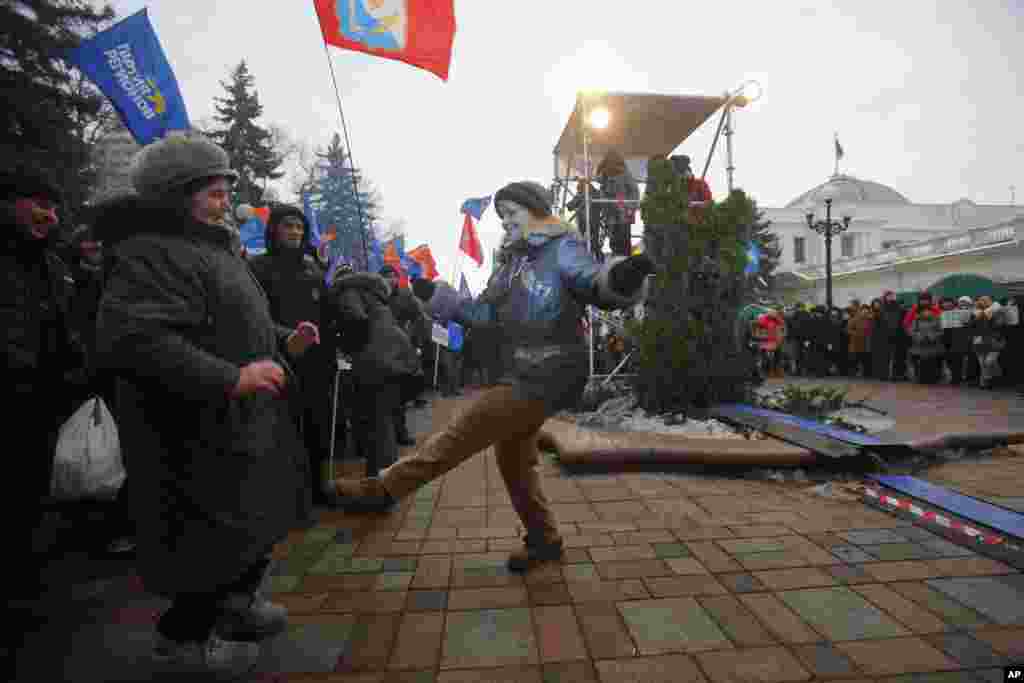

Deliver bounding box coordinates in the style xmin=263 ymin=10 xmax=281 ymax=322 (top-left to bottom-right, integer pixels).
xmin=494 ymin=181 xmax=553 ymax=218
xmin=130 ymin=132 xmax=238 ymax=198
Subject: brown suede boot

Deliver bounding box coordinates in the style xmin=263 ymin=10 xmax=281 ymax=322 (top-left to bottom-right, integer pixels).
xmin=324 ymin=477 xmax=396 ymax=512
xmin=507 ymin=535 xmax=563 ymax=572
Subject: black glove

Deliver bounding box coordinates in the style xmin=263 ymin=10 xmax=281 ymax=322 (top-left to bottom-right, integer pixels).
xmin=608 ymin=254 xmax=656 ymax=296
xmin=411 ymin=277 xmax=436 ymax=303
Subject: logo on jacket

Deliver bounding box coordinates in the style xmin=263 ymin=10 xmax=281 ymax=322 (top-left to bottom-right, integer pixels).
xmin=336 ymin=0 xmax=408 ymax=51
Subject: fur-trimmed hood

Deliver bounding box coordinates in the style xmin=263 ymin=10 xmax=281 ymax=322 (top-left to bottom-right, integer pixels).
xmin=501 ymin=217 xmax=581 ymax=257
xmin=332 ymin=271 xmax=391 ymax=300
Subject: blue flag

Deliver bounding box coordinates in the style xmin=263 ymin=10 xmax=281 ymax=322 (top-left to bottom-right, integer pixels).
xmin=64 ymin=9 xmax=190 ymax=145
xmin=460 ymin=196 xmax=492 ymax=221
xmin=447 ymin=321 xmax=464 ymax=352
xmin=239 ymin=218 xmax=266 ymax=254
xmin=459 ymin=273 xmax=472 ymax=299
xmin=745 ymin=241 xmax=761 ymax=275
xmin=366 ymin=235 xmax=384 ymax=274
xmin=302 ymin=192 xmax=321 ymax=248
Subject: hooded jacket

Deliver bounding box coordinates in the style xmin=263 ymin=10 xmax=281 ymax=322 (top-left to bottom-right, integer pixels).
xmin=909 ymin=308 xmax=944 ymax=358
xmin=93 ymin=195 xmax=309 ymax=597
xmin=420 ymin=218 xmax=646 ymax=411
xmin=248 ymin=206 xmax=336 ymax=373
xmin=329 ymin=271 xmax=421 ymax=383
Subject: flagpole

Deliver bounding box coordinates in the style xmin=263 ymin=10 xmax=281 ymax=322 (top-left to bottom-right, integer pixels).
xmin=833 ymin=132 xmax=839 ymax=177
xmin=317 ymin=25 xmax=370 ymax=270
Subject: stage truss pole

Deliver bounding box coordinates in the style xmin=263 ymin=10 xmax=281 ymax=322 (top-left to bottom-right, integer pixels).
xmin=582 ymin=94 xmax=596 ymax=381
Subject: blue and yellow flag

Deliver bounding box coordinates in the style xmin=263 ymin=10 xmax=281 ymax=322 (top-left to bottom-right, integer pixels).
xmin=64 ymin=9 xmax=190 ymax=145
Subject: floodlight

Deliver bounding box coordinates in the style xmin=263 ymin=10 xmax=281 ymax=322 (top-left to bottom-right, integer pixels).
xmin=588 ymin=107 xmax=611 ymax=130
xmin=732 ymin=80 xmax=763 ymax=108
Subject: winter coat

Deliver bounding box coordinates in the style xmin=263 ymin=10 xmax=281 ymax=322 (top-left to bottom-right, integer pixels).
xmin=423 ymin=219 xmax=646 ymax=412
xmin=902 ymin=303 xmax=942 ymax=335
xmin=2 ymin=223 xmax=89 ymax=460
xmin=875 ymin=301 xmax=909 ymax=345
xmin=847 ymin=312 xmax=873 ymax=354
xmin=248 ymin=219 xmax=336 ymax=380
xmin=967 ymin=305 xmax=1007 ymax=353
xmin=389 ymin=286 xmax=431 ymax=349
xmin=755 ymin=313 xmax=784 ymax=351
xmin=599 ymin=172 xmax=640 ymax=225
xmin=94 ymin=197 xmax=309 ymax=597
xmin=329 ymin=272 xmax=421 ymax=384
xmin=910 ymin=311 xmax=945 ymax=358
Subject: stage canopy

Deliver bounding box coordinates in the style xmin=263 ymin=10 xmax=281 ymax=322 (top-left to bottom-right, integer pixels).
xmin=553 ymin=92 xmax=727 ymax=181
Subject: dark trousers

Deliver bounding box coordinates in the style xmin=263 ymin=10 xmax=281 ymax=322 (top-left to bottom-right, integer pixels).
xmin=872 ymin=342 xmax=908 ymax=380
xmin=156 ymin=558 xmax=270 ymax=643
xmin=945 ymin=352 xmax=966 ymax=384
xmin=353 ymin=379 xmax=400 ymax=476
xmin=607 ymin=221 xmax=630 ymax=258
xmin=851 ymin=352 xmax=871 ymax=377
xmin=298 ymin=359 xmax=333 ymax=496
xmin=915 ymin=356 xmax=942 ymax=384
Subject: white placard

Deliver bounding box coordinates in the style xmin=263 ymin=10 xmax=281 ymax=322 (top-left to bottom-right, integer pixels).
xmin=431 ymin=322 xmax=450 ymax=348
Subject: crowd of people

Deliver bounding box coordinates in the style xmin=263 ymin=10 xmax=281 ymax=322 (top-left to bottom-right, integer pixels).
xmin=5 ymin=133 xmax=655 ymax=678
xmin=750 ymin=290 xmax=1023 ymax=394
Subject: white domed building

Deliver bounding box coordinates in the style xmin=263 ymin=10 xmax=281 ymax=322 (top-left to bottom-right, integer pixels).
xmin=766 ymin=174 xmax=1024 ymax=305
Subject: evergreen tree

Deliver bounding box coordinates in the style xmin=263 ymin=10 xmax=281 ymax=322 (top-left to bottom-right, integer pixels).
xmin=305 ymin=133 xmax=380 ymax=270
xmin=209 ymin=61 xmax=283 ymax=205
xmin=631 ymin=161 xmax=754 ymax=416
xmin=1 ymin=0 xmax=116 ymax=227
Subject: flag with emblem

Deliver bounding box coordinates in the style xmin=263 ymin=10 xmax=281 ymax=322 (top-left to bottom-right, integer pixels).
xmin=63 ymin=8 xmax=190 ymax=144
xmin=313 ymin=0 xmax=456 ymax=81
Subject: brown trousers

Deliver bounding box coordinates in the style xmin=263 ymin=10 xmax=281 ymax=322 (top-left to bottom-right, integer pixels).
xmin=378 ymin=386 xmax=559 ymax=543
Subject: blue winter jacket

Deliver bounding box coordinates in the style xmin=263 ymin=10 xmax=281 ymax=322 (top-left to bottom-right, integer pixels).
xmin=424 ymin=220 xmax=645 ymax=411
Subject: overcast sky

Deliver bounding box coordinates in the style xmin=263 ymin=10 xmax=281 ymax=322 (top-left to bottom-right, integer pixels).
xmin=103 ymin=0 xmax=1023 ymax=291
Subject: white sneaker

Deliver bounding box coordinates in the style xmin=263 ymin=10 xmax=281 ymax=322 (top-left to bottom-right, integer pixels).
xmin=152 ymin=633 xmax=260 ymax=680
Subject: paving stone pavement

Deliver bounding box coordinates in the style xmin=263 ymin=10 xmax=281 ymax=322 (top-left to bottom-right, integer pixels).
xmin=13 ymin=387 xmax=1024 ymax=682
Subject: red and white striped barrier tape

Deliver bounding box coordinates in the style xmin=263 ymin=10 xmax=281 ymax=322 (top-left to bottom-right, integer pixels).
xmin=861 ymin=486 xmax=1008 ymax=546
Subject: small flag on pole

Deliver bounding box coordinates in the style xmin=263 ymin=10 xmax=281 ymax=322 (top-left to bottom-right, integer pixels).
xmin=408 ymin=244 xmax=439 ymax=280
xmin=313 ymin=0 xmax=456 ymax=81
xmin=834 ymin=134 xmax=844 ymax=161
xmin=459 ymin=213 xmax=484 ymax=266
xmin=745 ymin=241 xmax=761 ymax=275
xmin=460 ymin=196 xmax=491 ymax=220
xmin=302 ymin=192 xmax=321 ymax=248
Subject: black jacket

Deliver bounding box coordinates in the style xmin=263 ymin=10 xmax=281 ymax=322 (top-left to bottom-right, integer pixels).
xmin=875 ymin=301 xmax=908 ymax=345
xmin=248 ymin=223 xmax=336 ymax=378
xmin=1 ymin=219 xmax=87 ymax=423
xmin=94 ymin=197 xmax=309 ymax=597
xmin=329 ymin=272 xmax=421 ymax=384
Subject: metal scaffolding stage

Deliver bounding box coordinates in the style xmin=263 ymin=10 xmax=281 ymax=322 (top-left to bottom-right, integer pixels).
xmin=550 ymin=84 xmax=761 ymax=381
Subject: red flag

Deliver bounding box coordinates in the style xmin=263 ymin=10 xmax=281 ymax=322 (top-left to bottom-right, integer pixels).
xmin=459 ymin=213 xmax=483 ymax=266
xmin=408 ymin=244 xmax=439 ymax=280
xmin=382 ymin=240 xmax=409 ymax=288
xmin=313 ymin=0 xmax=456 ymax=81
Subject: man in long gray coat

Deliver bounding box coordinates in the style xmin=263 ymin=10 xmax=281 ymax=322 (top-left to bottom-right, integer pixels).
xmin=95 ymin=133 xmax=319 ymax=678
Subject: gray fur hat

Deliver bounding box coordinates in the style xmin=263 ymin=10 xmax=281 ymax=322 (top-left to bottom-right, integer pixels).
xmin=494 ymin=181 xmax=553 ymax=218
xmin=130 ymin=132 xmax=238 ymax=198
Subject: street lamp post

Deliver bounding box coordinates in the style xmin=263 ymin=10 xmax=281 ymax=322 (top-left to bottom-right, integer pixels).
xmin=805 ymin=196 xmax=852 ymax=310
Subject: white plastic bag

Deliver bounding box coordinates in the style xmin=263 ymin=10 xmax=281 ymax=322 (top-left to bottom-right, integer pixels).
xmin=51 ymin=397 xmax=125 ymax=502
